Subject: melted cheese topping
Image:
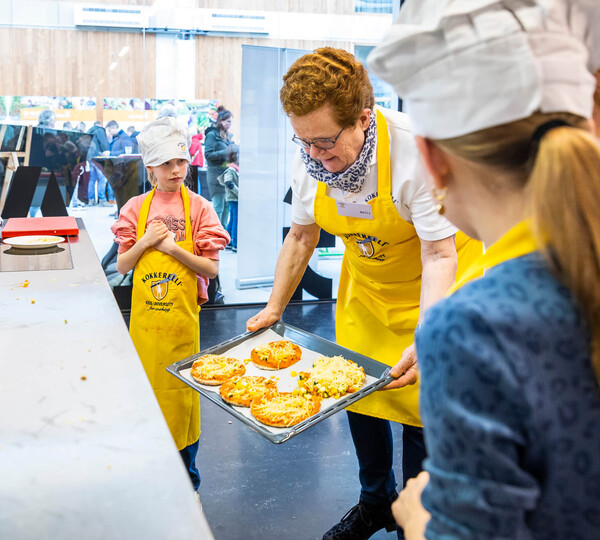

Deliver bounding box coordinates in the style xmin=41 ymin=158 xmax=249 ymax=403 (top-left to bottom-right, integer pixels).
xmin=254 ymin=340 xmax=297 ymax=358
xmin=251 ymin=392 xmax=320 ymax=426
xmin=251 ymin=340 xmax=301 ymax=369
xmin=220 ymin=376 xmax=276 ymax=406
xmin=191 ymin=354 xmax=245 ymax=382
xmin=299 ymin=355 xmax=366 ymax=398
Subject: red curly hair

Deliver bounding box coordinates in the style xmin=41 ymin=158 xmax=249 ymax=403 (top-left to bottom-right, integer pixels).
xmin=280 ymin=47 xmax=375 ymax=127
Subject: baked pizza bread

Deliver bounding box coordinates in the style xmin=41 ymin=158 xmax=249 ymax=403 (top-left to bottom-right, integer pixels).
xmin=250 ymin=391 xmax=321 ymax=427
xmin=219 ymin=376 xmax=277 ymax=407
xmin=250 ymin=340 xmax=302 ymax=370
xmin=298 ymin=355 xmax=366 ymax=399
xmin=190 ymin=354 xmax=246 ymax=386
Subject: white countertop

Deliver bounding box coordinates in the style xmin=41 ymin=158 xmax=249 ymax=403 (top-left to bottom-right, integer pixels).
xmin=0 ymin=219 xmax=213 ymax=539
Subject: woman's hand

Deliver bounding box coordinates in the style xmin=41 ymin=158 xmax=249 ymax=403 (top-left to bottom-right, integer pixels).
xmin=246 ymin=306 xmax=282 ymax=332
xmin=383 ymin=342 xmax=419 ymax=389
xmin=392 ymin=471 xmax=431 ymax=539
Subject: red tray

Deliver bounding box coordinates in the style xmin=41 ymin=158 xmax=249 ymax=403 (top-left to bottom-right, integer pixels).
xmin=1 ymin=217 xmax=79 ymax=238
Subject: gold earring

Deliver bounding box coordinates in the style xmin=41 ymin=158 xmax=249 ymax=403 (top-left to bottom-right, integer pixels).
xmin=434 ymin=187 xmax=448 ymax=215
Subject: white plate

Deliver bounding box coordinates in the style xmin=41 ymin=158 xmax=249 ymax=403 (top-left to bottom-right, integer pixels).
xmin=3 ymin=235 xmax=66 ymax=249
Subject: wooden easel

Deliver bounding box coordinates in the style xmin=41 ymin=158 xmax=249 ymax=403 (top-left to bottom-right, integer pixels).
xmin=0 ymin=125 xmax=33 ymax=211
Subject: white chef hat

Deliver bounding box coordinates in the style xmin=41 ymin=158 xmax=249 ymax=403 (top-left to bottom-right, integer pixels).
xmin=368 ymin=0 xmax=600 ymax=139
xmin=137 ymin=116 xmax=191 ymax=167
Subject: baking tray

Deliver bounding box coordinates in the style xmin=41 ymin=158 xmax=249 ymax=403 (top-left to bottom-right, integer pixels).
xmin=167 ymin=322 xmax=394 ymax=444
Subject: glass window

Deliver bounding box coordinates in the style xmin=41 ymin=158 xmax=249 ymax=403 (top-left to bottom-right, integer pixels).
xmin=0 ymin=0 xmax=396 ymax=306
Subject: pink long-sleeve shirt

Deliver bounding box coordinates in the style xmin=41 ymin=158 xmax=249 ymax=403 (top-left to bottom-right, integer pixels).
xmin=111 ymin=187 xmax=230 ymax=304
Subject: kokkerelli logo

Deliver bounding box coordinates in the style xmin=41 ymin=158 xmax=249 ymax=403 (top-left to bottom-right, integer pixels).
xmin=141 ymin=272 xmax=182 ymax=286
xmin=143 ymin=272 xmax=182 ymax=301
xmin=342 ymin=234 xmax=388 ymax=259
xmin=151 ymin=279 xmax=169 ymax=300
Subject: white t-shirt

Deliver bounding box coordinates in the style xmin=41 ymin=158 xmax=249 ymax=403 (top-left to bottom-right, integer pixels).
xmin=291 ymin=106 xmax=457 ymax=242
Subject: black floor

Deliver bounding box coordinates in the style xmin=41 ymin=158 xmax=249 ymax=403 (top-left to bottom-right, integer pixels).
xmin=197 ymin=302 xmax=403 ymax=540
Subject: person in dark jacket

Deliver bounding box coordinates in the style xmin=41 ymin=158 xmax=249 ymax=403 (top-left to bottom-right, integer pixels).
xmin=87 ymin=121 xmax=109 ymax=158
xmin=107 ymin=120 xmax=138 ymax=156
xmin=86 ymin=122 xmax=112 ymax=206
xmin=217 ymin=144 xmax=239 ymax=251
xmin=204 ymin=108 xmax=233 ymax=226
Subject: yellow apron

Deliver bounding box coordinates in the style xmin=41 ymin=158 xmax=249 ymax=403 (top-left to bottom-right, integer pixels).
xmin=129 ymin=185 xmax=200 ymax=451
xmin=314 ymin=109 xmax=482 ymax=427
xmin=448 ymin=220 xmax=538 ymax=295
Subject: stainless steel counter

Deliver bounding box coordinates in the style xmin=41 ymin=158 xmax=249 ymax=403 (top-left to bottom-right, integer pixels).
xmin=0 ymin=219 xmax=214 ymax=539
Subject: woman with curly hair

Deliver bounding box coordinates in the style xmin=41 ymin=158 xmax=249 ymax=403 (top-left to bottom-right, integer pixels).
xmin=247 ymin=47 xmax=481 ymax=540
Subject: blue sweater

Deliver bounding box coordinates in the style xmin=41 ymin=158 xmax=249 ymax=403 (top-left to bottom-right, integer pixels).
xmin=417 ymin=253 xmax=600 ymax=539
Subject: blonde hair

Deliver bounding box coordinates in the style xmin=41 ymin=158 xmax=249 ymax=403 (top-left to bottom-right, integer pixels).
xmin=148 ymin=170 xmax=158 ymax=187
xmin=280 ymin=47 xmax=374 ymax=127
xmin=437 ymin=113 xmax=600 ymax=386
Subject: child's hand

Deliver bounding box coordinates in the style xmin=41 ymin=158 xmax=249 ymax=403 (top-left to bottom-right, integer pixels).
xmin=142 ymin=219 xmax=169 ymax=248
xmin=155 ymin=230 xmax=177 ymax=255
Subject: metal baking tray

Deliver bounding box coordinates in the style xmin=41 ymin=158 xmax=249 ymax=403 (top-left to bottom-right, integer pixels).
xmin=167 ymin=322 xmax=394 ymax=444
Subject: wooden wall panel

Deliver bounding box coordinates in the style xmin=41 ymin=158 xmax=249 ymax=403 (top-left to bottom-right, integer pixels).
xmin=195 ymin=36 xmax=353 ymax=123
xmin=1 ymin=22 xmax=353 ymax=126
xmin=0 ymin=28 xmax=155 ymax=98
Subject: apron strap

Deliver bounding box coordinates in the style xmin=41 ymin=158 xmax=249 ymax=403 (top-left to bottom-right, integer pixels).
xmin=375 ymin=108 xmax=391 ymax=196
xmin=180 ymin=184 xmax=192 ymax=241
xmin=136 ymin=185 xmax=192 ymax=242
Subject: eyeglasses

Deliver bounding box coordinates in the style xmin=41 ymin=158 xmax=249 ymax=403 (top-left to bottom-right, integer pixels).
xmin=292 ymin=126 xmax=345 ymax=150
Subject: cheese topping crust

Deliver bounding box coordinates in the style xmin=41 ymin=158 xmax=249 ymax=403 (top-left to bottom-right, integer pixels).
xmin=190 ymin=354 xmax=246 ymax=386
xmin=250 ymin=340 xmax=302 ymax=370
xmin=219 ymin=376 xmax=277 ymax=407
xmin=250 ymin=392 xmax=321 ymax=427
xmin=298 ymin=355 xmax=366 ymax=398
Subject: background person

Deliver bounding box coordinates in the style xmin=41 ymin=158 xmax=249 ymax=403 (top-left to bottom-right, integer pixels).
xmin=157 ymin=103 xmax=178 ymax=119
xmin=107 ymin=120 xmax=137 ymax=156
xmin=246 ymin=47 xmax=481 ymax=540
xmin=126 ymin=125 xmax=140 ymax=139
xmin=204 ymin=107 xmax=234 ymax=226
xmin=217 ymin=144 xmax=239 ymax=251
xmin=111 ymin=116 xmax=229 ymax=495
xmin=368 ymin=1 xmax=600 ymax=538
xmin=189 ymin=129 xmax=205 ymax=168
xmin=86 ymin=121 xmax=112 ymax=206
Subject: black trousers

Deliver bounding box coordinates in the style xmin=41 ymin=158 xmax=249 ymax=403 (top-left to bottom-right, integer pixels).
xmin=347 ymin=411 xmax=427 ymax=538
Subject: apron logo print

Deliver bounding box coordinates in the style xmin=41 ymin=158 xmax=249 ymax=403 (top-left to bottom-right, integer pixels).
xmin=151 ymin=279 xmax=169 ymax=300
xmin=357 ymin=236 xmax=378 ymax=258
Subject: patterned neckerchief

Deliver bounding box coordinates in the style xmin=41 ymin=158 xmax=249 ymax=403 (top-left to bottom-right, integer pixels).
xmin=300 ymin=110 xmax=377 ymax=194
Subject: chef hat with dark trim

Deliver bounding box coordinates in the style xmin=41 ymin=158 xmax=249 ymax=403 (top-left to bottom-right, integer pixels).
xmin=137 ymin=116 xmax=191 ymax=167
xmin=368 ymin=0 xmax=600 ymax=139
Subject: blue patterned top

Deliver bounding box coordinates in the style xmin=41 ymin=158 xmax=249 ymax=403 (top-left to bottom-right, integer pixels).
xmin=417 ymin=253 xmax=600 ymax=539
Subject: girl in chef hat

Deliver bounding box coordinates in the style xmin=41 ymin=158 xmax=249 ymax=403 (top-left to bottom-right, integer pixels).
xmin=368 ymin=1 xmax=600 ymax=538
xmin=111 ymin=116 xmax=229 ymax=496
